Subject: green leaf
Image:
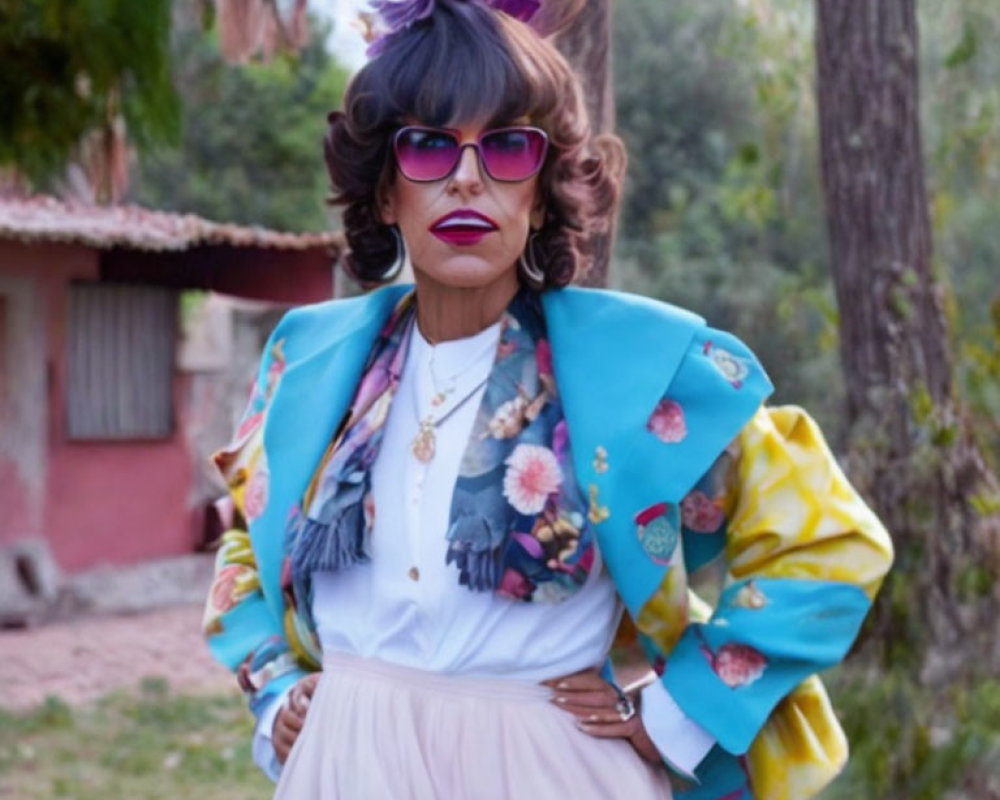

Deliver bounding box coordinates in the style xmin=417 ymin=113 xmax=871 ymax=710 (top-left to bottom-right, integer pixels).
xmin=944 ymin=24 xmax=977 ymax=69
xmin=0 ymin=0 xmax=180 ymax=185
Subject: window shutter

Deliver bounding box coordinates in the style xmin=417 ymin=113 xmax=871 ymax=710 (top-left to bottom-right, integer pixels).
xmin=67 ymin=283 xmax=178 ymax=440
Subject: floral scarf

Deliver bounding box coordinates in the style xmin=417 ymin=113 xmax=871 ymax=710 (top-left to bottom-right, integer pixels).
xmin=282 ymin=288 xmax=595 ymax=624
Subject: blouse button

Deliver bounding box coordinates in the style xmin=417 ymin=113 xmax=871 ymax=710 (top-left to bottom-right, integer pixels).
xmin=408 ymin=566 xmax=420 ymax=582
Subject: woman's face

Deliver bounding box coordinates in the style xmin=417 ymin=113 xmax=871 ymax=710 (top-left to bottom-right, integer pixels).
xmin=379 ymin=119 xmax=545 ymax=290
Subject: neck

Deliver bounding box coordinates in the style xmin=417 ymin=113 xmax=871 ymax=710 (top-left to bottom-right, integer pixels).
xmin=414 ymin=268 xmax=520 ymax=344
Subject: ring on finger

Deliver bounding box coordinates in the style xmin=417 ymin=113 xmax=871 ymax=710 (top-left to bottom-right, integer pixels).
xmin=615 ymin=694 xmax=636 ymax=722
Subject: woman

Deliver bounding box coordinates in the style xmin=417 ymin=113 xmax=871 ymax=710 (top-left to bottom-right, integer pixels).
xmin=201 ymin=2 xmax=893 ymax=798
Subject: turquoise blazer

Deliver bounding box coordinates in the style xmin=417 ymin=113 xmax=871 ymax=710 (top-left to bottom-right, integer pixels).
xmin=205 ymin=284 xmax=892 ymax=800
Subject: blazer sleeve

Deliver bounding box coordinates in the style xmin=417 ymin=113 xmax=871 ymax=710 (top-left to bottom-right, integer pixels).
xmin=201 ymin=320 xmax=317 ymax=726
xmin=659 ymin=405 xmax=893 ymax=797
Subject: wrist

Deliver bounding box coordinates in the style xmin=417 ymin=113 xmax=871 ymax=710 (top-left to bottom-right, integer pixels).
xmin=629 ymin=726 xmax=663 ymax=766
xmin=625 ymin=693 xmax=662 ymax=766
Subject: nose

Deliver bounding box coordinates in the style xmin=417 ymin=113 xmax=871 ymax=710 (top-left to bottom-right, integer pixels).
xmin=448 ymin=143 xmax=485 ymax=194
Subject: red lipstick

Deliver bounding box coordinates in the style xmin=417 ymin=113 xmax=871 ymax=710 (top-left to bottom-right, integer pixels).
xmin=429 ymin=209 xmax=498 ymax=246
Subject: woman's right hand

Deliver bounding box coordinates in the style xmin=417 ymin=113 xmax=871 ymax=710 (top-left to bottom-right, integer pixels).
xmin=273 ymin=673 xmax=320 ymax=764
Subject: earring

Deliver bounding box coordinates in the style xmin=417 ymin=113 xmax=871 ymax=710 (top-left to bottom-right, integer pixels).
xmin=382 ymin=225 xmax=406 ymax=282
xmin=518 ymin=231 xmax=545 ymax=287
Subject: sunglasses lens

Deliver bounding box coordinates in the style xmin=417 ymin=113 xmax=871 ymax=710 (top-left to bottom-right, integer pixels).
xmin=395 ymin=128 xmax=460 ymax=181
xmin=480 ymin=128 xmax=547 ymax=181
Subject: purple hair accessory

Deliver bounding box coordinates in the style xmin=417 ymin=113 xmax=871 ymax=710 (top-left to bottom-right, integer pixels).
xmin=370 ymin=0 xmax=436 ymax=32
xmin=367 ymin=0 xmax=436 ymax=56
xmin=485 ymin=0 xmax=541 ymax=22
xmin=367 ymin=0 xmax=542 ymax=57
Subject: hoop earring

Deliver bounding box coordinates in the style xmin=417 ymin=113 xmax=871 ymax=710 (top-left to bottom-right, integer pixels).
xmin=382 ymin=225 xmax=406 ymax=282
xmin=518 ymin=231 xmax=545 ymax=287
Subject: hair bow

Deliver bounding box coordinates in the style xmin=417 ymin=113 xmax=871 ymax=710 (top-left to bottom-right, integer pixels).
xmin=367 ymin=0 xmax=542 ymax=56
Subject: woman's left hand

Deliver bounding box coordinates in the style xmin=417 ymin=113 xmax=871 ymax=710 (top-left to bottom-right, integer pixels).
xmin=544 ymin=668 xmax=662 ymax=766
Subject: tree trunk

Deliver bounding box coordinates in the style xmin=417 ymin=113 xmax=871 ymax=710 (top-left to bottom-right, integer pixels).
xmin=555 ymin=0 xmax=616 ymax=288
xmin=815 ymin=0 xmax=1000 ymax=680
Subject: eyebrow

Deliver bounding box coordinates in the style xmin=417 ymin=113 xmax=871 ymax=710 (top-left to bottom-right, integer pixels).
xmin=486 ymin=113 xmax=531 ymax=129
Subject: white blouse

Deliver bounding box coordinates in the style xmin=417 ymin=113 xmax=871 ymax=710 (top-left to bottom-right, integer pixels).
xmin=253 ymin=316 xmax=714 ymax=781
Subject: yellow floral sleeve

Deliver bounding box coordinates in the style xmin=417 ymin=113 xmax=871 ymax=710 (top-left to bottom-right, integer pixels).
xmin=727 ymin=405 xmax=893 ymax=599
xmin=731 ymin=405 xmax=893 ymax=799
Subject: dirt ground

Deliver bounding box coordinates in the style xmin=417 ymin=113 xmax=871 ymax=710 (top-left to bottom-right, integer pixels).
xmin=0 ymin=603 xmax=237 ymax=711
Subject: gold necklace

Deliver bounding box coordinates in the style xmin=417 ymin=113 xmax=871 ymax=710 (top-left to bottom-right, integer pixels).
xmin=411 ymin=375 xmax=489 ymax=463
xmin=411 ymin=321 xmax=503 ymax=463
xmin=427 ymin=347 xmax=457 ymax=408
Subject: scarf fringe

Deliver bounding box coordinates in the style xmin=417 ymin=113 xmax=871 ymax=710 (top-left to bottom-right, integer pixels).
xmin=447 ymin=544 xmax=500 ymax=591
xmin=290 ymin=501 xmax=368 ymax=581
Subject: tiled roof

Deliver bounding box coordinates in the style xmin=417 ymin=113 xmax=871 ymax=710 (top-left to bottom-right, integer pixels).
xmin=0 ymin=195 xmax=343 ymax=252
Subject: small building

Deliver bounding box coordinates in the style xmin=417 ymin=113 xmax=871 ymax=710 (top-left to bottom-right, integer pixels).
xmin=0 ymin=195 xmax=344 ymax=582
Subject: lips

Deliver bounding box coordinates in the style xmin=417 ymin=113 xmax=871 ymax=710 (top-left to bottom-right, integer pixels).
xmin=430 ymin=209 xmax=498 ymax=246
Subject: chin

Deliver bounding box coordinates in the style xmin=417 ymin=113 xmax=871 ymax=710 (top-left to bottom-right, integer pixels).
xmin=416 ymin=256 xmax=517 ymax=289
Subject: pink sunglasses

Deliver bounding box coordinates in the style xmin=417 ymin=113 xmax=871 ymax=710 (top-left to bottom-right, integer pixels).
xmin=392 ymin=125 xmax=549 ymax=183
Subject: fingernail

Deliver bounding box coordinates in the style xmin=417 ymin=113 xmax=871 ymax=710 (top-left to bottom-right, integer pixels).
xmin=587 ymin=714 xmax=599 ymax=722
xmin=557 ymin=681 xmax=570 ymax=690
xmin=577 ymin=722 xmax=591 ymax=731
xmin=555 ymin=696 xmax=567 ymax=704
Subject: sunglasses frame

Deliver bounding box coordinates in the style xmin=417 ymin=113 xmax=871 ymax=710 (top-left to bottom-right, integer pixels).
xmin=392 ymin=124 xmax=550 ymax=183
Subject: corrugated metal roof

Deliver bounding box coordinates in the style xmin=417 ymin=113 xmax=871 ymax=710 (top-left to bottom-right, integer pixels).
xmin=0 ymin=195 xmax=343 ymax=252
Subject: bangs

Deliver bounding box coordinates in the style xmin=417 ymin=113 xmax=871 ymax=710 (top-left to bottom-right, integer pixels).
xmin=350 ymin=2 xmax=558 ymax=132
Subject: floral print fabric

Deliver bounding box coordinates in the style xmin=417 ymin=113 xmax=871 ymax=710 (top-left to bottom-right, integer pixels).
xmin=282 ymin=288 xmax=594 ymax=608
xmin=446 ymin=291 xmax=592 ymax=600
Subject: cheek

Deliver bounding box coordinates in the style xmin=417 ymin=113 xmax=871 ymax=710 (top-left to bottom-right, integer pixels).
xmin=501 ymin=185 xmax=541 ymax=238
xmin=387 ymin=182 xmax=424 ymax=229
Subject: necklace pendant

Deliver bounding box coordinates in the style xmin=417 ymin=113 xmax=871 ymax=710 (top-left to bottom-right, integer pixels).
xmin=431 ymin=392 xmax=447 ymax=407
xmin=412 ymin=422 xmax=436 ymax=463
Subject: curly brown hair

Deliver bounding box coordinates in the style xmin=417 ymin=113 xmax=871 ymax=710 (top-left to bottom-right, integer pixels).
xmin=323 ymin=0 xmax=625 ymax=289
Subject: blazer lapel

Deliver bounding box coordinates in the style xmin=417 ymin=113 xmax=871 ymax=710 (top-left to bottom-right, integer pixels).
xmin=252 ymin=284 xmax=410 ymax=616
xmin=542 ymin=286 xmax=703 ymax=491
xmin=543 ymin=287 xmax=704 ymax=614
xmin=544 ymin=286 xmax=773 ymax=618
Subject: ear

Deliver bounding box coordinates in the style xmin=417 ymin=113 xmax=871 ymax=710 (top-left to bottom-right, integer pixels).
xmin=375 ymin=181 xmax=397 ymax=226
xmin=529 ymin=191 xmax=546 ymax=230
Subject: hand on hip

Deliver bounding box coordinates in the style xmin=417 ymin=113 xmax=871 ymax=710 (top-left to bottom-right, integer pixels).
xmin=545 ymin=668 xmax=662 ymax=766
xmin=273 ymin=673 xmax=320 ymax=765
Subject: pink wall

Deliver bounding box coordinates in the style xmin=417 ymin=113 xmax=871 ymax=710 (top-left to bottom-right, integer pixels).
xmin=0 ymin=241 xmax=198 ymax=573
xmin=43 ymin=381 xmax=200 ymax=574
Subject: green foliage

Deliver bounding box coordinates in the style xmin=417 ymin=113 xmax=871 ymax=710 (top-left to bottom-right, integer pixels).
xmin=0 ymin=0 xmax=180 ymax=185
xmin=922 ymin=0 xmax=1000 ymax=467
xmin=612 ymin=0 xmax=751 ymax=242
xmin=0 ymin=695 xmax=73 ymax=737
xmin=128 ymin=18 xmax=349 ymax=233
xmin=613 ymin=0 xmax=842 ymax=436
xmin=820 ymin=667 xmax=1000 ymax=800
xmin=956 ymin=298 xmax=1000 ymax=467
xmin=0 ymin=686 xmax=270 ymax=799
xmin=955 ymin=562 xmax=993 ymax=600
xmin=944 ymin=24 xmax=977 ymax=69
xmin=970 ymin=488 xmax=1000 ymax=517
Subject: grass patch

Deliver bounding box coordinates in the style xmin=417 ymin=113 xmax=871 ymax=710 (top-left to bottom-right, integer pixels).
xmin=819 ymin=666 xmax=1000 ymax=800
xmin=0 ymin=681 xmax=272 ymax=800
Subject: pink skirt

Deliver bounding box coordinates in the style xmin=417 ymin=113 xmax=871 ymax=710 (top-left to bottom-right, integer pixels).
xmin=274 ymin=651 xmax=674 ymax=800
